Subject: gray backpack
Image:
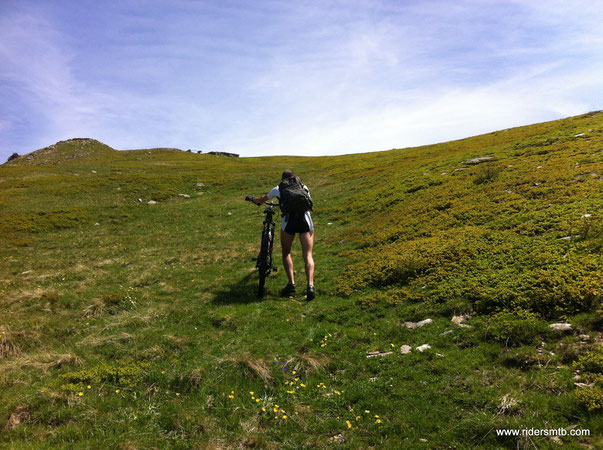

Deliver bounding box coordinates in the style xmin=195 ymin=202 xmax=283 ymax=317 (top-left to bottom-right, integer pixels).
xmin=279 ymin=176 xmax=313 ymax=215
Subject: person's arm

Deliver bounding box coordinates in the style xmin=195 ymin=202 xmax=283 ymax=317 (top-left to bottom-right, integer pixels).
xmin=252 ymin=194 xmax=270 ymax=205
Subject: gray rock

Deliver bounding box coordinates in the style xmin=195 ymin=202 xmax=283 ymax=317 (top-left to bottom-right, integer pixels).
xmin=178 ymin=194 xmax=191 ymax=198
xmin=416 ymin=344 xmax=431 ymax=352
xmin=400 ymin=345 xmax=412 ymax=354
xmin=441 ymin=330 xmax=453 ymax=336
xmin=451 ymin=315 xmax=468 ymax=325
xmin=366 ymin=351 xmax=393 ymax=358
xmin=148 ymin=200 xmax=157 ymax=205
xmin=196 ymin=182 xmax=205 ymax=187
xmin=461 ymin=156 xmax=495 ymax=165
xmin=404 ymin=319 xmax=432 ymax=329
xmin=549 ymin=323 xmax=572 ymax=331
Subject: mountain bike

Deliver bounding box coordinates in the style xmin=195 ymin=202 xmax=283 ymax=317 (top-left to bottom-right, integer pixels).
xmin=245 ymin=197 xmax=279 ymax=297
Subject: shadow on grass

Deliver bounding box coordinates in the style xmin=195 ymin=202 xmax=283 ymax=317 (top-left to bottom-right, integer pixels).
xmin=211 ymin=270 xmax=281 ymax=305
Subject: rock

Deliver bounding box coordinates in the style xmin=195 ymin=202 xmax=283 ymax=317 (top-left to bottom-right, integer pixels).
xmin=436 ymin=353 xmax=445 ymax=358
xmin=549 ymin=323 xmax=572 ymax=331
xmin=559 ymin=235 xmax=580 ymax=240
xmin=327 ymin=222 xmax=333 ymax=225
xmin=400 ymin=345 xmax=412 ymax=354
xmin=138 ymin=198 xmax=142 ymax=203
xmin=574 ymin=133 xmax=586 ymax=137
xmin=451 ymin=315 xmax=468 ymax=325
xmin=457 ymin=324 xmax=472 ymax=328
xmin=21 ymin=270 xmax=32 ymax=275
xmin=148 ymin=200 xmax=157 ymax=205
xmin=196 ymin=182 xmax=205 ymax=187
xmin=582 ymin=214 xmax=592 ymax=218
xmin=416 ymin=344 xmax=431 ymax=352
xmin=441 ymin=172 xmax=448 ymax=175
xmin=575 ymin=382 xmax=594 ymax=388
xmin=366 ymin=351 xmax=393 ymax=358
xmin=579 ymin=335 xmax=590 ymax=341
xmin=419 ymin=438 xmax=427 ymax=442
xmin=178 ymin=194 xmax=191 ymax=198
xmin=94 ymin=223 xmax=100 ymax=226
xmin=461 ymin=156 xmax=495 ymax=165
xmin=91 ymin=170 xmax=97 ymax=173
xmin=227 ymin=212 xmax=232 ymax=216
xmin=441 ymin=330 xmax=453 ymax=336
xmin=207 ymin=151 xmax=239 ymax=157
xmin=404 ymin=319 xmax=432 ymax=329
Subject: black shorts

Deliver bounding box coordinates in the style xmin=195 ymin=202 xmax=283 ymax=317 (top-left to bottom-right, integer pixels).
xmin=283 ymin=212 xmax=310 ymax=234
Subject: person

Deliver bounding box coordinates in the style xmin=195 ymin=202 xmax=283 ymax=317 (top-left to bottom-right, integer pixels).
xmin=250 ymin=170 xmax=315 ymax=300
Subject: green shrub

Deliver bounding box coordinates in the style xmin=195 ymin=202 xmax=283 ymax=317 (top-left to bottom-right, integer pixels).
xmin=575 ymin=386 xmax=603 ymax=411
xmin=573 ymin=348 xmax=603 ymax=375
xmin=485 ymin=309 xmax=549 ymax=346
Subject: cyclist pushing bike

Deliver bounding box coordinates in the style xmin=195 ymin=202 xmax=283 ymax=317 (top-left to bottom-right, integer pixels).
xmin=248 ymin=170 xmax=316 ymax=300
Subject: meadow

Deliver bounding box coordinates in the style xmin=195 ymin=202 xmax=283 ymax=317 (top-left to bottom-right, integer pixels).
xmin=0 ymin=112 xmax=601 ymax=448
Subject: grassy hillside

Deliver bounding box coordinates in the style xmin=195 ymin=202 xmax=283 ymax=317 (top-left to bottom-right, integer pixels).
xmin=1 ymin=112 xmax=601 ymax=448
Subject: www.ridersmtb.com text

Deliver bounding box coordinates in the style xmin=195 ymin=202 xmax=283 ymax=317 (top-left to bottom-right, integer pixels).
xmin=496 ymin=428 xmax=590 ymax=437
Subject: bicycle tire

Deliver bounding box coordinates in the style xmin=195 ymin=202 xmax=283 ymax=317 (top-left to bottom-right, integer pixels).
xmin=257 ymin=228 xmax=270 ymax=297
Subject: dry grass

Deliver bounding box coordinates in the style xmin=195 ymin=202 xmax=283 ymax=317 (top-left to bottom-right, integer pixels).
xmin=299 ymin=353 xmax=329 ymax=373
xmin=3 ymin=405 xmax=31 ymax=431
xmin=0 ymin=352 xmax=80 ymax=381
xmin=219 ymin=356 xmax=273 ymax=384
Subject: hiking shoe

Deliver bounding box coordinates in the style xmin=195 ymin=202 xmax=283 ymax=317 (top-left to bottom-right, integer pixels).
xmin=280 ymin=283 xmax=296 ymax=297
xmin=306 ymin=285 xmax=316 ymax=301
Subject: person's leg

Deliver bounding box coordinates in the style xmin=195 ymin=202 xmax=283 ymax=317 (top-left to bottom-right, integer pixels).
xmin=281 ymin=230 xmax=296 ymax=284
xmin=299 ymin=231 xmax=314 ymax=286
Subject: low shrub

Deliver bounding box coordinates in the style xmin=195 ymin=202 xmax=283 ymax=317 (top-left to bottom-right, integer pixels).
xmin=483 ymin=309 xmax=550 ymax=346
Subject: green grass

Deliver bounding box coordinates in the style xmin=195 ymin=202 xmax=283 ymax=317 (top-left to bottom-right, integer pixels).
xmin=1 ymin=113 xmax=602 ymax=448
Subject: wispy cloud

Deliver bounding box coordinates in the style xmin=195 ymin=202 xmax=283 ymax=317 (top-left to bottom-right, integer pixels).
xmin=0 ymin=0 xmax=602 ymax=160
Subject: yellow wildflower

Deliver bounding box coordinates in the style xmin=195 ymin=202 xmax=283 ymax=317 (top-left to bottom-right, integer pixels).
xmin=78 ymin=392 xmax=83 ymax=396
xmin=115 ymin=389 xmax=120 ymax=394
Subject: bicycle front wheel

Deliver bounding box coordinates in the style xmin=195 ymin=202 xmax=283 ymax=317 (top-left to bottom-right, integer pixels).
xmin=257 ymin=229 xmax=271 ymax=297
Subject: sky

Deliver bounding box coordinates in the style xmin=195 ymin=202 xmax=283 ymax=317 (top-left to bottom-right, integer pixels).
xmin=1 ymin=0 xmax=602 ymax=160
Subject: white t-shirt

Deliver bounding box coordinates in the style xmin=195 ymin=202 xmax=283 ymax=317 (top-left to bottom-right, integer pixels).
xmin=267 ymin=185 xmax=314 ymax=232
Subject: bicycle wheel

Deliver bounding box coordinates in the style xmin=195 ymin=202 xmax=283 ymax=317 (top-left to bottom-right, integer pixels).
xmin=257 ymin=229 xmax=270 ymax=297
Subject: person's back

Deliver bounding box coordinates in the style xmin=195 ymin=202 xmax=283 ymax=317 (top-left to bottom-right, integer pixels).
xmin=249 ymin=170 xmax=315 ymax=300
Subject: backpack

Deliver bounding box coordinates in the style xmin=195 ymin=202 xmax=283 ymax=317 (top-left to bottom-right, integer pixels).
xmin=279 ymin=176 xmax=313 ymax=215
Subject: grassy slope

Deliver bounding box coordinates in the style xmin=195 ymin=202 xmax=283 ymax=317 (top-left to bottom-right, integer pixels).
xmin=0 ymin=113 xmax=601 ymax=448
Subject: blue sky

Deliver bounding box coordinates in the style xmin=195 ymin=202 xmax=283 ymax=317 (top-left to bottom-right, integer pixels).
xmin=1 ymin=0 xmax=602 ymax=160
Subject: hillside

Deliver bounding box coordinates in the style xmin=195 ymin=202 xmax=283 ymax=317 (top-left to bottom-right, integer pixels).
xmin=1 ymin=112 xmax=601 ymax=448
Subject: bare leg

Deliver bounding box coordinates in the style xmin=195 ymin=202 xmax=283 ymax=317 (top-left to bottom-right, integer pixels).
xmin=281 ymin=230 xmax=296 ymax=284
xmin=299 ymin=231 xmax=314 ymax=286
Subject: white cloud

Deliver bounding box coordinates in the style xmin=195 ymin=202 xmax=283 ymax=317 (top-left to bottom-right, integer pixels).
xmin=0 ymin=0 xmax=602 ymax=160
